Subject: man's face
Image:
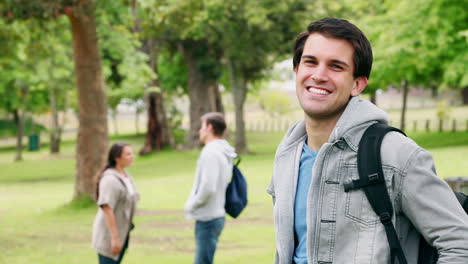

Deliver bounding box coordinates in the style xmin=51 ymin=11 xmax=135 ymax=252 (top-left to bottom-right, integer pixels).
xmin=295 ymin=33 xmax=367 ymax=121
xmin=199 ymin=120 xmax=210 ymax=143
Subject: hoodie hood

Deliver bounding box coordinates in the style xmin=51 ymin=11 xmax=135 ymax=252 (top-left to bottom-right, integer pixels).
xmin=277 ymin=96 xmax=389 ymax=153
xmin=205 ymin=139 xmax=237 ymax=161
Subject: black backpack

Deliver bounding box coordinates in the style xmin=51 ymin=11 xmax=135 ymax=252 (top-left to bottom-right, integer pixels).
xmin=225 ymin=157 xmax=248 ymax=218
xmin=344 ymin=123 xmax=468 ymax=264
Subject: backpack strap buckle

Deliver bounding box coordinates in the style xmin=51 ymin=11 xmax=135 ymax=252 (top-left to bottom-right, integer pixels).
xmin=343 ymin=173 xmax=382 ymax=192
xmin=379 ymin=212 xmax=392 ymax=224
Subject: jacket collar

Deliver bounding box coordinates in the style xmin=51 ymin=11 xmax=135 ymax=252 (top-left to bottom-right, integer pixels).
xmin=277 ymin=96 xmax=389 ymax=154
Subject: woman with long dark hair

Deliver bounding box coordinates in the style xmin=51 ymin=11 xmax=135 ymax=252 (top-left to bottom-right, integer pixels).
xmin=92 ymin=142 xmax=139 ymax=264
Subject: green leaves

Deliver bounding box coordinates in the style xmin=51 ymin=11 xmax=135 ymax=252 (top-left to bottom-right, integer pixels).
xmin=97 ymin=4 xmax=155 ymax=109
xmin=367 ymin=0 xmax=467 ymax=90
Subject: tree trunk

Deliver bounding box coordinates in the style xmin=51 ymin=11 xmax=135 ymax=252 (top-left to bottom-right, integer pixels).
xmin=180 ymin=43 xmax=223 ymax=148
xmin=130 ymin=2 xmax=173 ymax=153
xmin=462 ymin=87 xmax=468 ymax=105
xmin=135 ymin=108 xmax=140 ymax=135
xmin=212 ymin=82 xmax=224 ymax=113
xmin=140 ymin=90 xmax=174 ymax=154
xmin=400 ymin=80 xmax=409 ymax=132
xmin=141 ymin=91 xmax=162 ymax=153
xmin=138 ymin=38 xmax=174 ymax=155
xmin=68 ymin=2 xmax=108 ymax=201
xmin=13 ymin=109 xmax=24 ymax=162
xmin=431 ymin=84 xmax=438 ymax=98
xmin=13 ymin=83 xmax=28 ymax=161
xmin=49 ymin=86 xmax=61 ymax=153
xmin=227 ymin=57 xmax=248 ymax=153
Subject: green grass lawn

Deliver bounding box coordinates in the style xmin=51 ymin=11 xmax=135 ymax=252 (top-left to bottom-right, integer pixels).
xmin=0 ymin=130 xmax=467 ymax=264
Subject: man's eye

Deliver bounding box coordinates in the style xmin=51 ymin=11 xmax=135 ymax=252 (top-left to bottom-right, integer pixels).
xmin=331 ymin=64 xmax=343 ymax=70
xmin=304 ymin=60 xmax=317 ymax=65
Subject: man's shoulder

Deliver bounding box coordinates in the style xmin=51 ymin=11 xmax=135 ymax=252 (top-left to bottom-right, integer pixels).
xmin=200 ymin=145 xmax=224 ymax=161
xmin=380 ymin=131 xmax=426 ymax=168
xmin=382 ymin=130 xmax=420 ymax=150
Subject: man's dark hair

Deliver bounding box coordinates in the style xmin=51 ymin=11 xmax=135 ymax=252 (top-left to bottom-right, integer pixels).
xmin=201 ymin=112 xmax=226 ymax=136
xmin=292 ymin=17 xmax=373 ymax=79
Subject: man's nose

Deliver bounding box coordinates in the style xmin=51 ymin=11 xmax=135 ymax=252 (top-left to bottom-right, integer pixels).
xmin=310 ymin=65 xmax=328 ymax=82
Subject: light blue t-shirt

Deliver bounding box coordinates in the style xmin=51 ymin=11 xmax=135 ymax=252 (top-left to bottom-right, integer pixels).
xmin=293 ymin=142 xmax=318 ymax=264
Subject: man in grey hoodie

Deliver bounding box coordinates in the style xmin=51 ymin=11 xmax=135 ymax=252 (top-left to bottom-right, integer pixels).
xmin=267 ymin=18 xmax=468 ymax=264
xmin=185 ymin=112 xmax=237 ymax=264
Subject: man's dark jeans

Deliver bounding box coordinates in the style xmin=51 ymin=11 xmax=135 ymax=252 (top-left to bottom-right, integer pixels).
xmin=195 ymin=217 xmax=225 ymax=264
xmin=98 ymin=234 xmax=130 ymax=264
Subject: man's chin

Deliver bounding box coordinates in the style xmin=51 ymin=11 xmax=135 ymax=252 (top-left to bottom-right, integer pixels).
xmin=303 ymin=108 xmax=344 ymax=122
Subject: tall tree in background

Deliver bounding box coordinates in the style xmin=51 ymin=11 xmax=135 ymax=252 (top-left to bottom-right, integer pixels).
xmin=38 ymin=18 xmax=74 ymax=153
xmin=98 ymin=8 xmax=155 ymax=138
xmin=365 ymin=0 xmax=467 ymax=129
xmin=179 ymin=39 xmax=224 ymax=147
xmin=132 ymin=2 xmax=175 ymax=153
xmin=143 ymin=0 xmax=306 ymax=151
xmin=0 ymin=19 xmax=33 ymax=161
xmin=141 ymin=0 xmax=224 ymax=148
xmin=67 ymin=1 xmax=108 ymax=200
xmin=0 ymin=18 xmax=55 ymax=160
xmin=188 ymin=0 xmax=305 ymax=152
xmin=139 ymin=38 xmax=175 ymax=153
xmin=3 ymin=0 xmax=109 ymax=200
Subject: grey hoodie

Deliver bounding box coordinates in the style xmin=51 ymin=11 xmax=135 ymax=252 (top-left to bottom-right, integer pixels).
xmin=268 ymin=96 xmax=468 ymax=264
xmin=185 ymin=139 xmax=237 ymax=221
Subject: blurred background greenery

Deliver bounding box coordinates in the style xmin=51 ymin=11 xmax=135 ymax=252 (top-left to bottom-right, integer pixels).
xmin=0 ymin=0 xmax=467 ymax=263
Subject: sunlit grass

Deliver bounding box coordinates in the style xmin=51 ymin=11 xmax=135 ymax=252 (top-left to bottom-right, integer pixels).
xmin=0 ymin=130 xmax=467 ymax=263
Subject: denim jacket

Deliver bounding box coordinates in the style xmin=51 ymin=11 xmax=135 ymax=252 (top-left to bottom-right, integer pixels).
xmin=267 ymin=97 xmax=468 ymax=264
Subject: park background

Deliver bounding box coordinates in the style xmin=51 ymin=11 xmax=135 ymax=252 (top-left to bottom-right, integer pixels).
xmin=0 ymin=0 xmax=467 ymax=263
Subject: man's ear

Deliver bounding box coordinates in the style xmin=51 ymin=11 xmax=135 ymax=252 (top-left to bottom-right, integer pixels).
xmin=351 ymin=76 xmax=368 ymax=96
xmin=206 ymin=123 xmax=214 ymax=133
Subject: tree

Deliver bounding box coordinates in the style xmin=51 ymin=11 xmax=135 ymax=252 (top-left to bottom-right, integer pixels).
xmin=365 ymin=0 xmax=467 ymax=130
xmin=138 ymin=38 xmax=175 ymax=153
xmin=0 ymin=18 xmax=51 ymax=160
xmin=35 ymin=18 xmax=75 ymax=153
xmin=3 ymin=0 xmax=109 ymax=200
xmin=131 ymin=2 xmax=176 ymax=153
xmin=142 ymin=0 xmax=305 ymax=152
xmin=156 ymin=50 xmax=189 ymax=140
xmin=192 ymin=0 xmax=306 ymax=152
xmin=67 ymin=2 xmax=109 ymax=200
xmin=136 ymin=1 xmax=224 ymax=149
xmin=0 ymin=15 xmax=75 ymax=155
xmin=98 ymin=4 xmax=155 ymax=138
xmin=463 ymin=87 xmax=468 ymax=105
xmin=0 ymin=19 xmax=31 ymax=161
xmin=179 ymin=39 xmax=224 ymax=147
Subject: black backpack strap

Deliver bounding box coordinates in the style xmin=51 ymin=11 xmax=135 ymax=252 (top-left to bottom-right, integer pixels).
xmin=454 ymin=192 xmax=468 ymax=213
xmin=463 ymin=197 xmax=468 ymax=213
xmin=344 ymin=123 xmax=407 ymax=264
xmin=234 ymin=156 xmax=241 ymax=167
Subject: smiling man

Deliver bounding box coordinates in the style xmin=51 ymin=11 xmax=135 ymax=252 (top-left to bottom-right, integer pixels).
xmin=267 ymin=18 xmax=468 ymax=264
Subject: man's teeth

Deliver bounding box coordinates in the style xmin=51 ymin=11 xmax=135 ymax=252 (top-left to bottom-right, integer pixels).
xmin=308 ymin=87 xmax=329 ymax=94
